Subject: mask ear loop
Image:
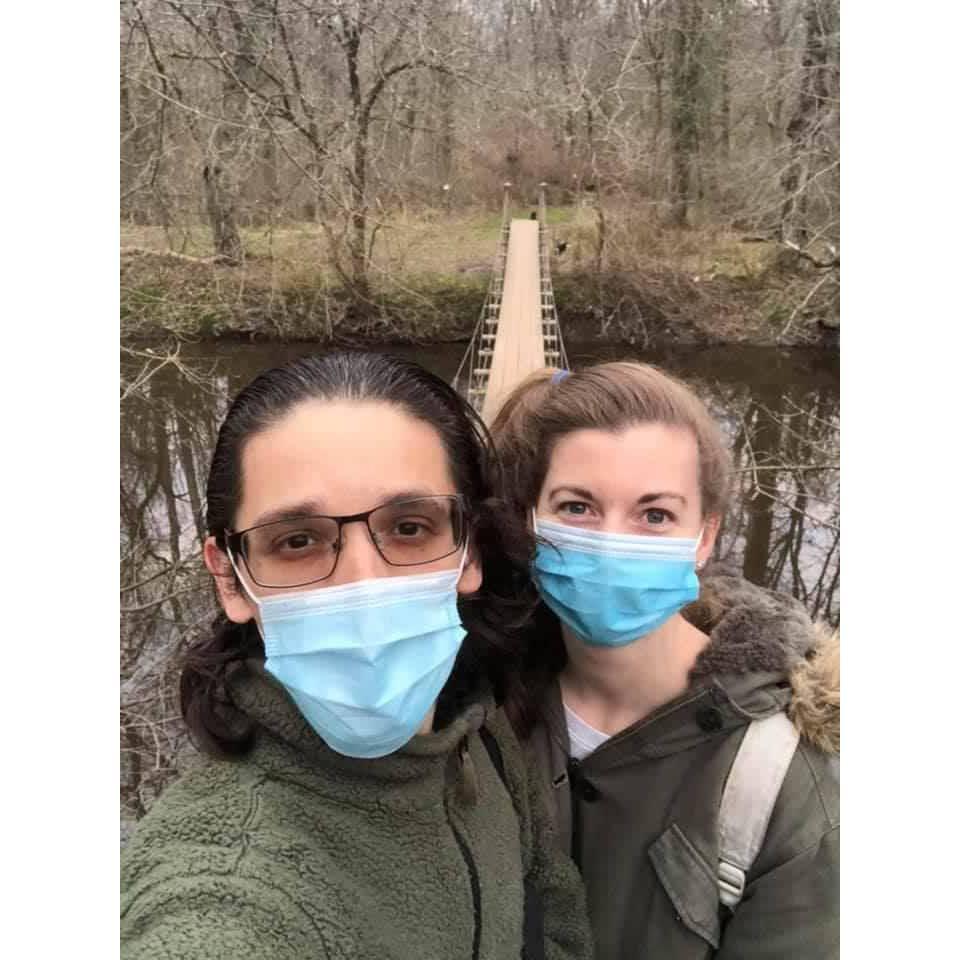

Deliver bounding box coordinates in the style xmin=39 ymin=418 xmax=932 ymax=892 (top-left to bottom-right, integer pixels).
xmin=225 ymin=544 xmax=263 ymax=609
xmin=221 ymin=543 xmax=268 ymax=641
xmin=454 ymin=533 xmax=471 ymax=587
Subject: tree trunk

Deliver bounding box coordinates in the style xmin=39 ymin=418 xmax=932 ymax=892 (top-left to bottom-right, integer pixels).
xmin=120 ymin=80 xmax=143 ymax=222
xmin=404 ymin=73 xmax=419 ymax=170
xmin=668 ymin=0 xmax=703 ymax=227
xmin=200 ymin=6 xmax=250 ymax=263
xmin=547 ymin=3 xmax=577 ymax=162
xmin=741 ymin=381 xmax=788 ymax=585
xmin=764 ymin=0 xmax=788 ymax=149
xmin=203 ymin=163 xmax=244 ymax=264
xmin=779 ymin=0 xmax=833 ymax=244
xmin=259 ymin=134 xmax=280 ymax=228
xmin=651 ymin=68 xmax=664 ymax=158
xmin=304 ymin=118 xmax=326 ymax=223
xmin=350 ymin=126 xmax=370 ymax=296
xmin=741 ymin=398 xmax=781 ymax=585
xmin=173 ymin=410 xmax=203 ymax=533
xmin=344 ymin=28 xmax=369 ymax=296
xmin=154 ymin=406 xmax=181 ymax=570
xmin=719 ymin=0 xmax=734 ymax=162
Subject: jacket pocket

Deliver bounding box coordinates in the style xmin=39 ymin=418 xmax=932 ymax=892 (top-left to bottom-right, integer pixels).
xmin=648 ymin=823 xmax=721 ymax=949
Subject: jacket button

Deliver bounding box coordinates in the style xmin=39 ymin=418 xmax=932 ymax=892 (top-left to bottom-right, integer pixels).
xmin=696 ymin=707 xmax=724 ymax=732
xmin=580 ymin=781 xmax=599 ymax=802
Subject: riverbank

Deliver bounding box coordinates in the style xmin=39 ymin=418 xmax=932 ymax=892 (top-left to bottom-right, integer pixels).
xmin=120 ymin=209 xmax=839 ymax=348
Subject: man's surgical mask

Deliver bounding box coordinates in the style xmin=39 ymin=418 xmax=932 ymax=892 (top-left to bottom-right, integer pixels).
xmin=231 ymin=547 xmax=468 ymax=758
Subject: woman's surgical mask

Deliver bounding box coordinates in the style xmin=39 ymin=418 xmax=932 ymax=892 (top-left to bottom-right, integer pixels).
xmin=532 ymin=515 xmax=700 ymax=647
xmin=231 ymin=547 xmax=468 ymax=759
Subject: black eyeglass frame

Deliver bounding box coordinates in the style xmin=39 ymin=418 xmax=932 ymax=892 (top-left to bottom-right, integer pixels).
xmin=224 ymin=494 xmax=468 ymax=589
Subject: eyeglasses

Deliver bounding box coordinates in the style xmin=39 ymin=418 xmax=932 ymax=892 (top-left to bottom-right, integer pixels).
xmin=225 ymin=495 xmax=467 ymax=589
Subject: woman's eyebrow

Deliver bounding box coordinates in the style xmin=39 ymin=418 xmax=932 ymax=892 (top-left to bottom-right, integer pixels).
xmin=637 ymin=492 xmax=688 ymax=506
xmin=548 ymin=487 xmax=688 ymax=506
xmin=548 ymin=485 xmax=595 ymax=500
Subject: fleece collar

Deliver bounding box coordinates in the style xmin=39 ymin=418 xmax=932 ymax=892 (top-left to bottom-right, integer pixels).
xmin=225 ymin=659 xmax=494 ymax=810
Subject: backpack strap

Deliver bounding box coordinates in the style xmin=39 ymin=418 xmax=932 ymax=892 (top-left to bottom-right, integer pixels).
xmin=717 ymin=712 xmax=800 ymax=911
xmin=477 ymin=726 xmax=546 ymax=960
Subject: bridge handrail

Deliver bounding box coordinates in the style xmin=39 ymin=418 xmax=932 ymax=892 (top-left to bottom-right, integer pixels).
xmin=537 ymin=183 xmax=570 ymax=371
xmin=452 ymin=183 xmax=513 ymax=403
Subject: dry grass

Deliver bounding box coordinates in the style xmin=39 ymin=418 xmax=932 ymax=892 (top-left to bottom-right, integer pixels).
xmin=121 ymin=204 xmax=833 ymax=345
xmin=122 ymin=208 xmax=502 ymax=282
xmin=122 ymin=205 xmax=580 ymax=282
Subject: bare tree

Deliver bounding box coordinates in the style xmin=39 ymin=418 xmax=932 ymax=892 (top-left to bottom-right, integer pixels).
xmin=120 ymin=0 xmax=840 ymax=332
xmin=668 ymin=0 xmax=704 ymax=226
xmin=779 ymin=0 xmax=838 ymax=246
xmin=120 ymin=345 xmax=220 ymax=830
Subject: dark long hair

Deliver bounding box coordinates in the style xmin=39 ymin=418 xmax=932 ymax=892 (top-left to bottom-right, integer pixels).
xmin=182 ymin=351 xmax=536 ymax=757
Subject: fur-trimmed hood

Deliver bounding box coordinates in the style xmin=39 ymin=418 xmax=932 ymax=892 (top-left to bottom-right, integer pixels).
xmin=788 ymin=624 xmax=840 ymax=754
xmin=685 ymin=575 xmax=840 ymax=754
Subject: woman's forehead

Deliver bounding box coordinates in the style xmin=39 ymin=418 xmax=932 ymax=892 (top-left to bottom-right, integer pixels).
xmin=544 ymin=424 xmax=700 ymax=493
xmin=236 ymin=400 xmax=455 ymax=525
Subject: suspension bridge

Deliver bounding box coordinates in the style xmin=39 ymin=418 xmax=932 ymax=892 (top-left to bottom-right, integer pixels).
xmin=453 ymin=183 xmax=568 ymax=422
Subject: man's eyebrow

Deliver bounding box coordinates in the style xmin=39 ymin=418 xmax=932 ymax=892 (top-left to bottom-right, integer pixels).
xmin=376 ymin=489 xmax=445 ymax=506
xmin=249 ymin=501 xmax=327 ymax=528
xmin=248 ymin=489 xmax=446 ymax=528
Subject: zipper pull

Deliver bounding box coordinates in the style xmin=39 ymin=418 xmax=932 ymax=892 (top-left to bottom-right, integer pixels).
xmin=457 ymin=739 xmax=479 ymax=807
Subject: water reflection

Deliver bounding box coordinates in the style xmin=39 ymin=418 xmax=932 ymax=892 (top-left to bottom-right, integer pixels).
xmin=119 ymin=342 xmax=838 ymax=830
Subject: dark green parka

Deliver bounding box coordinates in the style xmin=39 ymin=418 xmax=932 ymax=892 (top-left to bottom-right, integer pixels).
xmin=529 ymin=576 xmax=840 ymax=960
xmin=121 ymin=662 xmax=593 ymax=960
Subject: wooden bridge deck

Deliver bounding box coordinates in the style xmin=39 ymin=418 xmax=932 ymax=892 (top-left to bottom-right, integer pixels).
xmin=480 ymin=219 xmax=545 ymax=423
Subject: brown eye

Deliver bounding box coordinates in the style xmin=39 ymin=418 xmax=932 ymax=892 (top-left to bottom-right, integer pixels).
xmin=394 ymin=520 xmax=427 ymax=538
xmin=278 ymin=531 xmax=320 ymax=551
xmin=285 ymin=533 xmax=314 ymax=549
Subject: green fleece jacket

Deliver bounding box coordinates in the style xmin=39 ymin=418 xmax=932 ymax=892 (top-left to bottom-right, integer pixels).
xmin=529 ymin=576 xmax=840 ymax=960
xmin=121 ymin=663 xmax=593 ymax=960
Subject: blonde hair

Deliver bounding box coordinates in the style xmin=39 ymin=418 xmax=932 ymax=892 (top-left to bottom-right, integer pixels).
xmin=489 ymin=361 xmax=733 ymax=521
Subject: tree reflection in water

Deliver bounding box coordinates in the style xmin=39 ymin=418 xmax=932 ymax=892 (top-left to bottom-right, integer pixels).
xmin=120 ymin=346 xmax=222 ymax=831
xmin=120 ymin=343 xmax=839 ymax=832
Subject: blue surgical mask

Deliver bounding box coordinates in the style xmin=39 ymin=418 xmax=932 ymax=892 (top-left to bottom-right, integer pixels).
xmin=232 ymin=550 xmax=468 ymax=759
xmin=532 ymin=515 xmax=701 ymax=647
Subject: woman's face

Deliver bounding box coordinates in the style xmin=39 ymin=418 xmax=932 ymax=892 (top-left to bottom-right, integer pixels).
xmin=535 ymin=422 xmax=718 ymax=564
xmin=205 ymin=399 xmax=483 ymax=625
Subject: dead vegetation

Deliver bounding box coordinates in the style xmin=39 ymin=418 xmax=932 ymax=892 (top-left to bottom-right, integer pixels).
xmin=121 ymin=205 xmax=837 ymax=346
xmin=121 ymin=0 xmax=839 ymax=346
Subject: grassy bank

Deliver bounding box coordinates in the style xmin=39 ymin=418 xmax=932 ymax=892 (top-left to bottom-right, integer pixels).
xmin=120 ymin=207 xmax=839 ymax=347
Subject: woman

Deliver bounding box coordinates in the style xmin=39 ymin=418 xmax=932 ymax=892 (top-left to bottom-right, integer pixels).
xmin=490 ymin=362 xmax=839 ymax=960
xmin=121 ymin=352 xmax=593 ymax=960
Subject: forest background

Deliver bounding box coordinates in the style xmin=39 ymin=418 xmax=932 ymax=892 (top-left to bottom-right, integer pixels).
xmin=120 ymin=0 xmax=840 ymax=346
